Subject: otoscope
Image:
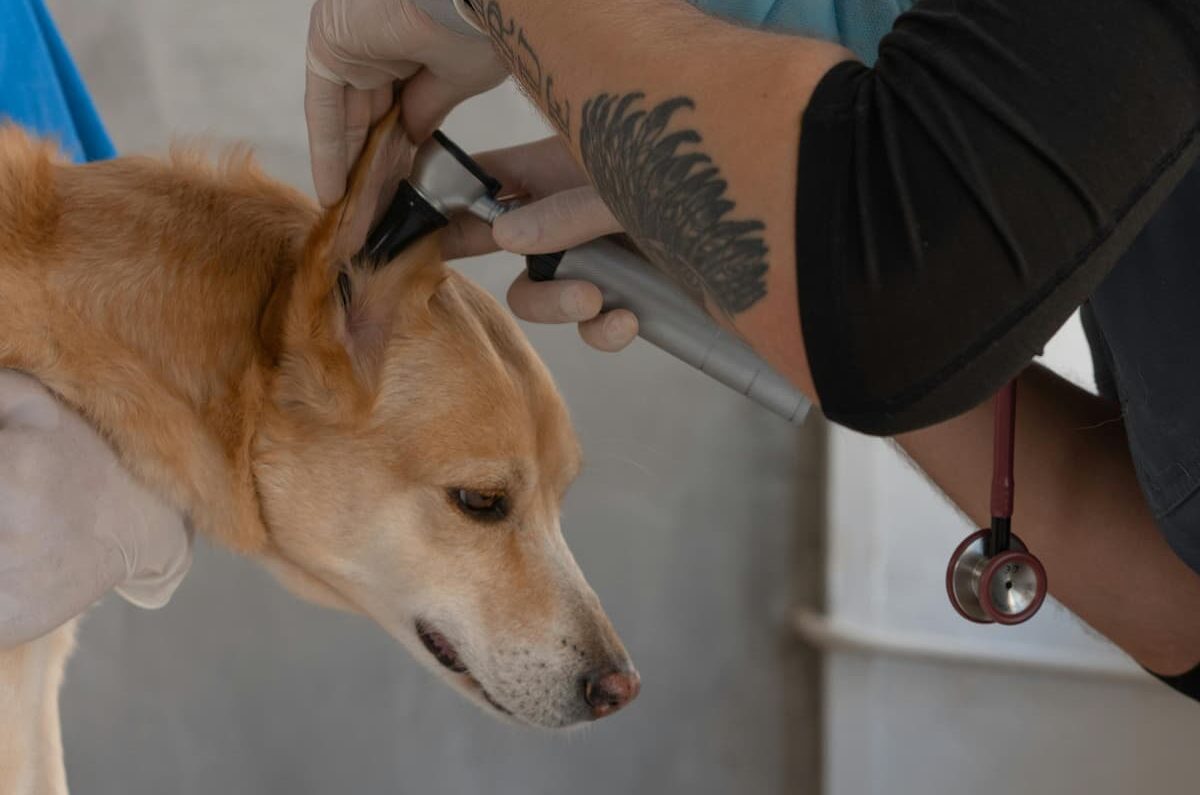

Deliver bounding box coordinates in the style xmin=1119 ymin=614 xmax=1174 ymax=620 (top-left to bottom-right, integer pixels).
xmin=362 ymin=131 xmax=812 ymax=425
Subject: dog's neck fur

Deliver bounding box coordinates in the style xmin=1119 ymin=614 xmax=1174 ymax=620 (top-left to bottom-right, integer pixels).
xmin=0 ymin=132 xmax=320 ymax=553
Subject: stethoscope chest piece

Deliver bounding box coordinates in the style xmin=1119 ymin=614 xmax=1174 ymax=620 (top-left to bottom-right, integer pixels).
xmin=944 ymin=380 xmax=1049 ymax=626
xmin=946 ymin=528 xmax=1047 ymax=624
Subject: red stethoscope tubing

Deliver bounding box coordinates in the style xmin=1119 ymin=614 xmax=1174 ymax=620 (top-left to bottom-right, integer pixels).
xmin=991 ymin=380 xmax=1016 ymax=522
xmin=944 ymin=377 xmax=1048 ymax=625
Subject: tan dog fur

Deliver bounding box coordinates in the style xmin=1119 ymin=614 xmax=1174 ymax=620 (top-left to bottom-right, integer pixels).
xmin=0 ymin=109 xmax=636 ymax=794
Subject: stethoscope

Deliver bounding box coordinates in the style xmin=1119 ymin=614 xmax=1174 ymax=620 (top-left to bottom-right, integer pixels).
xmin=945 ymin=380 xmax=1049 ymax=624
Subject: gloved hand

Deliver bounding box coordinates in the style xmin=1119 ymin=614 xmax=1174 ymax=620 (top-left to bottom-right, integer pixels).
xmin=442 ymin=136 xmax=640 ymax=352
xmin=305 ymin=0 xmax=506 ymax=206
xmin=0 ymin=370 xmax=193 ymax=649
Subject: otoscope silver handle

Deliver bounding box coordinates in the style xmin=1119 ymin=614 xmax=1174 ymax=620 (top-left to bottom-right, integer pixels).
xmin=528 ymin=239 xmax=811 ymax=424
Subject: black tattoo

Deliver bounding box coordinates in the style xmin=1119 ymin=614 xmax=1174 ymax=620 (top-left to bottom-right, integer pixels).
xmin=580 ymin=93 xmax=769 ymax=315
xmin=479 ymin=1 xmax=572 ymax=139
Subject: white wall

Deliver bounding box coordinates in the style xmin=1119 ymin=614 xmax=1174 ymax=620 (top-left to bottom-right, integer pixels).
xmin=808 ymin=315 xmax=1200 ymax=795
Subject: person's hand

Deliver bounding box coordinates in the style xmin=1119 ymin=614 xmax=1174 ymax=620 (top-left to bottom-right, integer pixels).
xmin=0 ymin=370 xmax=193 ymax=648
xmin=306 ymin=0 xmax=506 ymax=206
xmin=442 ymin=136 xmax=640 ymax=352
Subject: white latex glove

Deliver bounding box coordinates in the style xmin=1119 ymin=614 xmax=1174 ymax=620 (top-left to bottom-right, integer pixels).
xmin=0 ymin=370 xmax=193 ymax=649
xmin=305 ymin=0 xmax=506 ymax=206
xmin=441 ymin=136 xmax=639 ymax=352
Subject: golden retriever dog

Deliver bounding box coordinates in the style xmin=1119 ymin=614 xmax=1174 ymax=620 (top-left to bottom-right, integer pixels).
xmin=0 ymin=107 xmax=638 ymax=794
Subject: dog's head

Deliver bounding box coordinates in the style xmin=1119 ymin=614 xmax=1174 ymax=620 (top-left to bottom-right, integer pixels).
xmin=251 ymin=110 xmax=637 ymax=727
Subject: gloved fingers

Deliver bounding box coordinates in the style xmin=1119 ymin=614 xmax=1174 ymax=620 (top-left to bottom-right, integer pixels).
xmin=113 ymin=522 xmax=194 ymax=611
xmin=306 ymin=66 xmax=350 ymax=207
xmin=107 ymin=482 xmax=195 ymax=611
xmin=343 ymin=87 xmax=375 ymax=186
xmin=306 ymin=0 xmax=415 ymax=206
xmin=441 ymin=214 xmax=499 ymax=260
xmin=0 ymin=541 xmax=124 ymax=649
xmin=0 ymin=369 xmax=61 ymax=432
xmin=306 ymin=0 xmax=505 ymax=201
xmin=400 ymin=66 xmax=499 ymax=142
xmin=579 ymin=309 xmax=639 ymax=352
xmin=370 ymin=81 xmax=395 ymax=120
xmin=0 ymin=369 xmax=193 ymax=643
xmin=492 ymin=186 xmax=623 ymax=254
xmin=343 ymin=84 xmax=396 ymax=184
xmin=471 ymin=136 xmax=591 ymax=199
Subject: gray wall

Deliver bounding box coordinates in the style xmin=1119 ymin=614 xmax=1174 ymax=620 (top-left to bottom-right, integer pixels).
xmin=45 ymin=2 xmax=824 ymax=793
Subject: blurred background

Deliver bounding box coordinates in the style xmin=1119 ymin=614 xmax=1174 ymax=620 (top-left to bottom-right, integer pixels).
xmin=43 ymin=1 xmax=1199 ymax=793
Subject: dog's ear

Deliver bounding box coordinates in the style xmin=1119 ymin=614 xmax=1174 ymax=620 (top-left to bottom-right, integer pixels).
xmin=273 ymin=106 xmax=447 ymax=420
xmin=326 ymin=104 xmax=414 ymax=266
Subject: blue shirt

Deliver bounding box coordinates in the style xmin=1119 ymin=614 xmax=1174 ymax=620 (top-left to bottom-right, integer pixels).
xmin=693 ymin=0 xmax=914 ymax=64
xmin=0 ymin=0 xmax=114 ymax=163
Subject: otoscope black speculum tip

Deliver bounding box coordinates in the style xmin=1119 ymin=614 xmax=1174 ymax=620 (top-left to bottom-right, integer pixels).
xmin=358 ymin=130 xmax=505 ymax=267
xmin=360 ymin=181 xmax=449 ymax=267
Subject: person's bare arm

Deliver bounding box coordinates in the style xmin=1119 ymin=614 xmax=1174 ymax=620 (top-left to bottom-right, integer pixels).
xmin=468 ymin=0 xmax=852 ymax=400
xmin=898 ymin=365 xmax=1200 ymax=675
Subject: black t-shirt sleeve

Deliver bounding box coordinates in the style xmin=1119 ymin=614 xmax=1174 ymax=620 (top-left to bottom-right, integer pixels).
xmin=794 ymin=0 xmax=1200 ymax=435
xmin=1151 ymin=663 xmax=1200 ymax=703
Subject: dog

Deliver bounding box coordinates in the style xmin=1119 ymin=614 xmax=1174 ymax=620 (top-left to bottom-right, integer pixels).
xmin=0 ymin=107 xmax=638 ymax=794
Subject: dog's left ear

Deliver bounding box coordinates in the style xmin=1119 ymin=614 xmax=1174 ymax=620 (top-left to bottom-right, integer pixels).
xmin=326 ymin=103 xmax=413 ymax=267
xmin=275 ymin=106 xmax=447 ymax=419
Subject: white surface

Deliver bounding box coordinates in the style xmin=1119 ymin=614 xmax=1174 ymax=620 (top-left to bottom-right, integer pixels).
xmin=794 ymin=607 xmax=1140 ymax=681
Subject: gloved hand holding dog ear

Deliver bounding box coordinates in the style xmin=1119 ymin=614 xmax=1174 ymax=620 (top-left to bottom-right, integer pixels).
xmin=305 ymin=0 xmax=506 ymax=207
xmin=304 ymin=3 xmax=632 ymax=348
xmin=0 ymin=370 xmax=193 ymax=649
xmin=441 ymin=136 xmax=640 ymax=352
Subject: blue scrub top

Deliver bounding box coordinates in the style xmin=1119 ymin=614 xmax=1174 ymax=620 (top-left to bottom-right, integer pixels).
xmin=0 ymin=0 xmax=115 ymax=163
xmin=694 ymin=0 xmax=914 ymax=63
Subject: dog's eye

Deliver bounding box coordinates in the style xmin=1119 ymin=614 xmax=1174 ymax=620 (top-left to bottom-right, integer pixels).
xmin=336 ymin=271 xmax=352 ymax=309
xmin=451 ymin=489 xmax=509 ymax=522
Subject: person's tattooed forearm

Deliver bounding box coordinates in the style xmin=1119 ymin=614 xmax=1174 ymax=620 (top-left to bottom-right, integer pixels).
xmin=476 ymin=1 xmax=572 ymax=139
xmin=465 ymin=4 xmax=768 ymax=314
xmin=579 ymin=92 xmax=768 ymax=315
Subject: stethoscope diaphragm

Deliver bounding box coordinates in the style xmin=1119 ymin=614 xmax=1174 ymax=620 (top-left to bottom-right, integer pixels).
xmin=944 ymin=380 xmax=1049 ymax=625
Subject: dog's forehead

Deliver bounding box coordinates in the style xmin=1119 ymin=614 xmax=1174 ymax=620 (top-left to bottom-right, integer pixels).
xmin=375 ymin=274 xmax=582 ymax=492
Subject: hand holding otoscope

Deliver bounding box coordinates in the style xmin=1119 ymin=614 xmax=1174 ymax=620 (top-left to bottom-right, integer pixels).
xmin=363 ymin=132 xmax=812 ymax=425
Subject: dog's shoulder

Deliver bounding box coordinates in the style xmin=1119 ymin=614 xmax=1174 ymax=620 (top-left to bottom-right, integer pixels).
xmin=0 ymin=126 xmax=63 ymax=252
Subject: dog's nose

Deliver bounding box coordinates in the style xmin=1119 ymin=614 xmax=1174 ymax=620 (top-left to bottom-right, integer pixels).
xmin=584 ymin=668 xmax=641 ymax=718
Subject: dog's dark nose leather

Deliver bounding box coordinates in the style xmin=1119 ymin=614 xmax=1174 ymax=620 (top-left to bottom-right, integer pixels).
xmin=584 ymin=669 xmax=641 ymax=718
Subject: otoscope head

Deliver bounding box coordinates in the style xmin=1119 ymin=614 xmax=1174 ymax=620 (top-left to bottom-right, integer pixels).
xmin=361 ymin=180 xmax=450 ymax=264
xmin=415 ymin=131 xmax=503 ymax=216
xmin=359 ymin=131 xmax=508 ymax=265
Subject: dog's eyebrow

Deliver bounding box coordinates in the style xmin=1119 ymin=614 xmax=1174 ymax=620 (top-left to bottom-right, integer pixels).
xmin=438 ymin=459 xmax=529 ymax=493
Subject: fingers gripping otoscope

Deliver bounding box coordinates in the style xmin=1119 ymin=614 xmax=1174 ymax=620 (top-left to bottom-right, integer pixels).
xmin=362 ymin=131 xmax=812 ymax=425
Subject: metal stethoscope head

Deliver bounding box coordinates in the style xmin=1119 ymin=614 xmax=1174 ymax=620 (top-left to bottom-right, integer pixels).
xmin=945 ymin=380 xmax=1049 ymax=625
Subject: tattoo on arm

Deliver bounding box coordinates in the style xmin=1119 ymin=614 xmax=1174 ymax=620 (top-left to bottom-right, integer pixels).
xmin=580 ymin=93 xmax=769 ymax=315
xmin=475 ymin=5 xmax=769 ymax=315
xmin=478 ymin=1 xmax=572 ymax=139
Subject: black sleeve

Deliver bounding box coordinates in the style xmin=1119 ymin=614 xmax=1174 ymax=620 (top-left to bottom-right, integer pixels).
xmin=1152 ymin=663 xmax=1200 ymax=704
xmin=795 ymin=0 xmax=1200 ymax=435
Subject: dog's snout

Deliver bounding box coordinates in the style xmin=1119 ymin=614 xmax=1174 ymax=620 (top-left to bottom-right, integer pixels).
xmin=583 ymin=668 xmax=640 ymax=718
